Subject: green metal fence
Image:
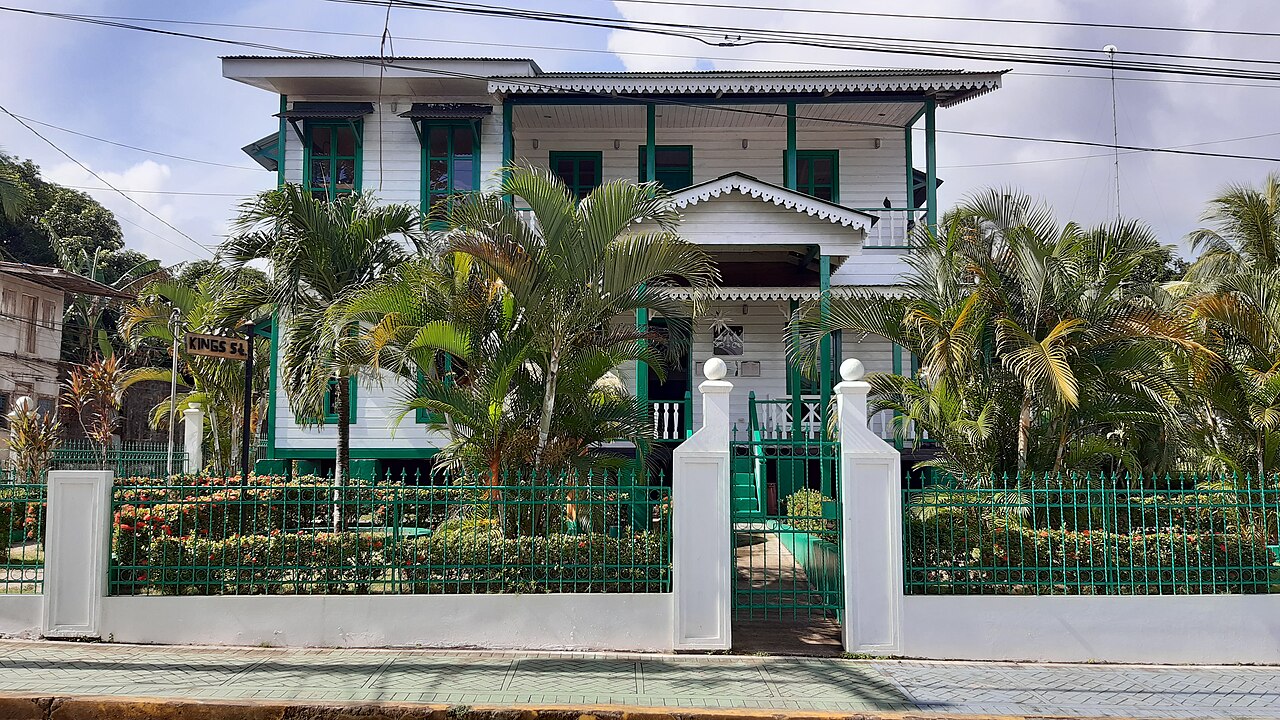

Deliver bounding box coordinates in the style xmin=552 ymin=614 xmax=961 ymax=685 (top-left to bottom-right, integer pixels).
xmin=903 ymin=473 xmax=1280 ymax=595
xmin=108 ymin=471 xmax=671 ymax=596
xmin=0 ymin=481 xmax=46 ymax=594
xmin=51 ymin=439 xmax=186 ymax=479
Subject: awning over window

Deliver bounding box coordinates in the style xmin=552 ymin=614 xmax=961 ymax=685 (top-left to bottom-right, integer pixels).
xmin=241 ymin=133 xmax=280 ymax=172
xmin=274 ymin=101 xmax=373 ymax=119
xmin=398 ymin=103 xmax=493 ymax=120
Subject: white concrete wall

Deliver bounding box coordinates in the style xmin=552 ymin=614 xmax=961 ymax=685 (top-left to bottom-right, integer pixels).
xmin=900 ymin=595 xmax=1280 ymax=664
xmin=100 ymin=594 xmax=673 ymax=651
xmin=0 ymin=596 xmax=41 ymax=638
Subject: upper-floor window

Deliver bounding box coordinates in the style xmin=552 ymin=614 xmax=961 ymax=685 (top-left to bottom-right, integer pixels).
xmin=550 ymin=151 xmax=602 ymax=200
xmin=424 ymin=125 xmax=478 ymax=213
xmin=638 ymin=145 xmax=693 ymax=191
xmin=795 ymin=150 xmax=839 ymax=203
xmin=305 ymin=121 xmax=361 ymax=201
xmin=23 ymin=294 xmax=37 ymax=354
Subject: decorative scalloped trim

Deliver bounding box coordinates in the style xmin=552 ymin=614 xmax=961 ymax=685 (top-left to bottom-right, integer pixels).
xmin=664 ymin=287 xmax=899 ymax=301
xmin=671 ymin=175 xmax=874 ymax=229
xmin=488 ymin=75 xmax=1001 ymax=101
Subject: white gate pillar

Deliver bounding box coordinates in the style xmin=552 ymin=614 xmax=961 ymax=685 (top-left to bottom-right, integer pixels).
xmin=672 ymin=358 xmax=733 ymax=650
xmin=42 ymin=470 xmax=113 ymax=639
xmin=835 ymin=358 xmax=903 ymax=654
xmin=183 ymin=403 xmax=205 ymax=474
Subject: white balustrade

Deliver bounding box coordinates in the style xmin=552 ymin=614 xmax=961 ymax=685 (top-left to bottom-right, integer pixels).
xmin=856 ymin=208 xmax=919 ymax=248
xmin=651 ymin=401 xmax=687 ymax=441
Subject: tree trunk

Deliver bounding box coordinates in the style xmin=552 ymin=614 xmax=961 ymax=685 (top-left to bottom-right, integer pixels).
xmin=1017 ymin=396 xmax=1032 ymax=476
xmin=334 ymin=375 xmax=351 ymax=532
xmin=535 ymin=343 xmax=561 ymax=467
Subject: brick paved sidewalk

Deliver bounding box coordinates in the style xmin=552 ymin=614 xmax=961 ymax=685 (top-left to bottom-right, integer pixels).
xmin=0 ymin=641 xmax=1277 ymax=718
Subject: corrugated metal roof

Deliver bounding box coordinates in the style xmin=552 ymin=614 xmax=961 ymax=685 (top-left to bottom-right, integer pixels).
xmin=275 ymin=101 xmax=374 ymax=119
xmin=534 ymin=68 xmax=993 ymax=78
xmin=221 ymin=55 xmax=537 ymax=62
xmin=0 ymin=262 xmax=134 ymax=300
xmin=399 ymin=103 xmax=493 ymax=120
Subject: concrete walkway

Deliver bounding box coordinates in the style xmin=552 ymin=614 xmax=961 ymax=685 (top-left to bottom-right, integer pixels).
xmin=0 ymin=640 xmax=1278 ymax=718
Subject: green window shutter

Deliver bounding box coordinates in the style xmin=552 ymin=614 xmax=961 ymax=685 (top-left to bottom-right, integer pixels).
xmin=549 ymin=151 xmax=603 ymax=199
xmin=303 ymin=120 xmax=363 ymax=201
xmin=414 ymin=355 xmax=456 ymax=424
xmin=321 ymin=376 xmax=359 ymax=424
xmin=793 ymin=150 xmax=839 ymax=203
xmin=422 ymin=122 xmax=480 ymax=218
xmin=637 ymin=145 xmax=693 ymax=190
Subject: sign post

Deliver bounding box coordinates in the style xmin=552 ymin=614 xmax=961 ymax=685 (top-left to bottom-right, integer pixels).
xmin=184 ymin=328 xmax=255 ymax=481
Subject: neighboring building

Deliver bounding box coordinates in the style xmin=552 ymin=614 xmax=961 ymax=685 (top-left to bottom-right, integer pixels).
xmin=0 ymin=261 xmax=131 ymax=463
xmin=222 ymin=56 xmax=1004 ymax=479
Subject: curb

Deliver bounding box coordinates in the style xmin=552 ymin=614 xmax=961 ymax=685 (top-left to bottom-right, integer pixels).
xmin=0 ymin=696 xmax=1109 ymax=720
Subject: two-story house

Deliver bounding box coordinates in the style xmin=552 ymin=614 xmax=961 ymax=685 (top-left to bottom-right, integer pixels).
xmin=0 ymin=261 xmax=130 ymax=464
xmin=222 ymin=56 xmax=1004 ymax=481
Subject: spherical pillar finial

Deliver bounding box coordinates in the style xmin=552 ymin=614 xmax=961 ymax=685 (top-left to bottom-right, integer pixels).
xmin=704 ymin=357 xmax=727 ymax=381
xmin=840 ymin=358 xmax=865 ymax=382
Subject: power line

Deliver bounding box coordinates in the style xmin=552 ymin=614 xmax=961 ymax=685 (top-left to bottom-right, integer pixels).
xmin=8 ymin=6 xmax=1280 ymax=165
xmin=60 ymin=11 xmax=1280 ymax=93
xmin=7 ymin=113 xmax=262 ymax=171
xmin=332 ymin=0 xmax=1280 ymax=83
xmin=603 ymin=0 xmax=1280 ymax=41
xmin=64 ymin=185 xmax=247 ymax=197
xmin=0 ymin=103 xmax=216 ymax=258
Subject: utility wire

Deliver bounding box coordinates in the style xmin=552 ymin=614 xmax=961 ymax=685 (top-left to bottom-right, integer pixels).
xmin=8 ymin=6 xmax=1280 ymax=164
xmin=603 ymin=0 xmax=1280 ymax=41
xmin=7 ymin=113 xmax=262 ymax=171
xmin=0 ymin=103 xmax=216 ymax=257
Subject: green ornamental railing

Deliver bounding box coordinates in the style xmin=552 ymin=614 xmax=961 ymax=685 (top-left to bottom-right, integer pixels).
xmin=52 ymin=439 xmax=187 ymax=479
xmin=108 ymin=471 xmax=671 ymax=596
xmin=903 ymin=472 xmax=1280 ymax=595
xmin=0 ymin=480 xmax=46 ymax=595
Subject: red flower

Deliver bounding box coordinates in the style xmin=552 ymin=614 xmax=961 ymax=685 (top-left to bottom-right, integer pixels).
xmin=137 ymin=573 xmax=148 ymax=581
xmin=119 ymin=524 xmax=134 ymax=532
xmin=161 ymin=525 xmax=173 ymax=536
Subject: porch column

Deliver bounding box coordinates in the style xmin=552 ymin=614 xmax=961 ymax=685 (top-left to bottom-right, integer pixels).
xmin=636 ymin=308 xmax=649 ymax=410
xmin=819 ymin=255 xmax=833 ymax=495
xmin=788 ymin=298 xmax=802 ymax=440
xmin=924 ymin=97 xmax=938 ymax=234
xmin=834 ymin=359 xmax=903 ymax=654
xmin=673 ymin=359 xmax=734 ymax=650
xmin=784 ymin=102 xmax=797 ymax=190
xmin=501 ymin=101 xmax=514 ymax=203
xmin=645 ymin=103 xmax=656 ymax=182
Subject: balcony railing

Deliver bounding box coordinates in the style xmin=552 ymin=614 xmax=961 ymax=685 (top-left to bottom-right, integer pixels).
xmin=852 ymin=207 xmax=922 ymax=248
xmin=650 ymin=394 xmax=692 ymax=441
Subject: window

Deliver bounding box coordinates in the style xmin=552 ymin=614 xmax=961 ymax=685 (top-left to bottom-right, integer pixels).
xmin=305 ymin=122 xmax=361 ymax=201
xmin=415 ymin=355 xmax=458 ymax=424
xmin=795 ymin=150 xmax=839 ymax=203
xmin=550 ymin=151 xmax=602 ymax=200
xmin=23 ymin=294 xmax=37 ymax=353
xmin=35 ymin=396 xmax=54 ymax=418
xmin=40 ymin=300 xmax=56 ymax=330
xmin=424 ymin=124 xmax=479 ymax=212
xmin=637 ymin=145 xmax=693 ymax=190
xmin=307 ymin=377 xmax=358 ymax=425
xmin=0 ymin=392 xmax=9 ymax=430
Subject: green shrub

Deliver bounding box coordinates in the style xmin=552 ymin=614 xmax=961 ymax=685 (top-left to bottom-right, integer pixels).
xmin=142 ymin=531 xmax=385 ymax=595
xmin=784 ymin=488 xmax=836 ymax=538
xmin=395 ymin=530 xmax=670 ymax=594
xmin=903 ymin=513 xmax=1278 ymax=595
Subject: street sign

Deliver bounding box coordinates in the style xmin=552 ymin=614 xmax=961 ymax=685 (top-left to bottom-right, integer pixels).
xmin=185 ymin=332 xmax=250 ymax=361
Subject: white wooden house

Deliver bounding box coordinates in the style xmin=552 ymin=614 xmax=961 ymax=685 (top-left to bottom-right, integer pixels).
xmin=221 ymin=57 xmax=1004 ymax=478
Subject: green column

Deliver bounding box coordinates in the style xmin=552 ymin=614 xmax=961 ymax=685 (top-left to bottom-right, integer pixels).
xmin=924 ymin=98 xmax=938 ymax=234
xmin=903 ymin=126 xmax=913 ymax=212
xmin=636 ymin=308 xmax=649 ymax=406
xmin=276 ymin=95 xmax=287 ymax=188
xmin=646 ymin=104 xmax=656 ymax=182
xmin=502 ymin=101 xmax=514 ymax=202
xmin=819 ymin=256 xmax=833 ymax=496
xmin=265 ymin=312 xmax=279 ymax=460
xmin=785 ymin=102 xmax=797 ymax=190
xmin=788 ymin=298 xmax=802 ymax=440
xmin=891 ymin=343 xmax=904 ymax=450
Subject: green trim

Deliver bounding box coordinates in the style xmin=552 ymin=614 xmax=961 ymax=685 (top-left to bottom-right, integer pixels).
xmin=323 ymin=376 xmax=358 ymax=425
xmin=276 ymin=95 xmax=287 ymax=188
xmin=548 ymin=151 xmax=603 ymax=199
xmin=414 ymin=355 xmax=454 ymax=424
xmin=904 ymin=126 xmax=913 ymax=210
xmin=784 ymin=102 xmax=797 ymax=190
xmin=892 ymin=343 xmax=904 ymax=450
xmin=637 ymin=145 xmax=693 ymax=190
xmin=419 ymin=122 xmax=481 ymax=218
xmin=819 ymin=254 xmax=832 ymax=409
xmin=265 ymin=312 xmax=279 ymax=459
xmin=792 ymin=150 xmax=840 ymax=204
xmin=924 ymin=98 xmax=938 ymax=233
xmin=302 ymin=120 xmax=363 ymax=200
xmin=501 ymin=102 xmax=513 ymax=202
xmin=274 ymin=446 xmax=440 ymax=460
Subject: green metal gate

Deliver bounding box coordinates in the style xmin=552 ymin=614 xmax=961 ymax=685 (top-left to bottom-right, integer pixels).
xmin=730 ymin=422 xmax=843 ymax=621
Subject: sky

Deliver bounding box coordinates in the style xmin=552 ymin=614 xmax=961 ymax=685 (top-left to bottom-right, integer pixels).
xmin=1 ymin=0 xmax=1277 ymax=266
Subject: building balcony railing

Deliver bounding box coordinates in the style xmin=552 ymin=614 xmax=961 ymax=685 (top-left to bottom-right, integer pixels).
xmin=851 ymin=207 xmax=923 ymax=249
xmin=649 ymin=394 xmax=692 ymax=442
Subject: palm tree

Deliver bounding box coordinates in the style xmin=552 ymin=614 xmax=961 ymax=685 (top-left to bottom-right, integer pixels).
xmin=0 ymin=158 xmax=31 ymax=221
xmin=436 ymin=164 xmax=718 ymax=468
xmin=790 ymin=189 xmax=1201 ymax=477
xmin=1185 ymin=173 xmax=1280 ymax=281
xmin=120 ymin=270 xmax=272 ymax=474
xmin=221 ymin=185 xmax=424 ymax=486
